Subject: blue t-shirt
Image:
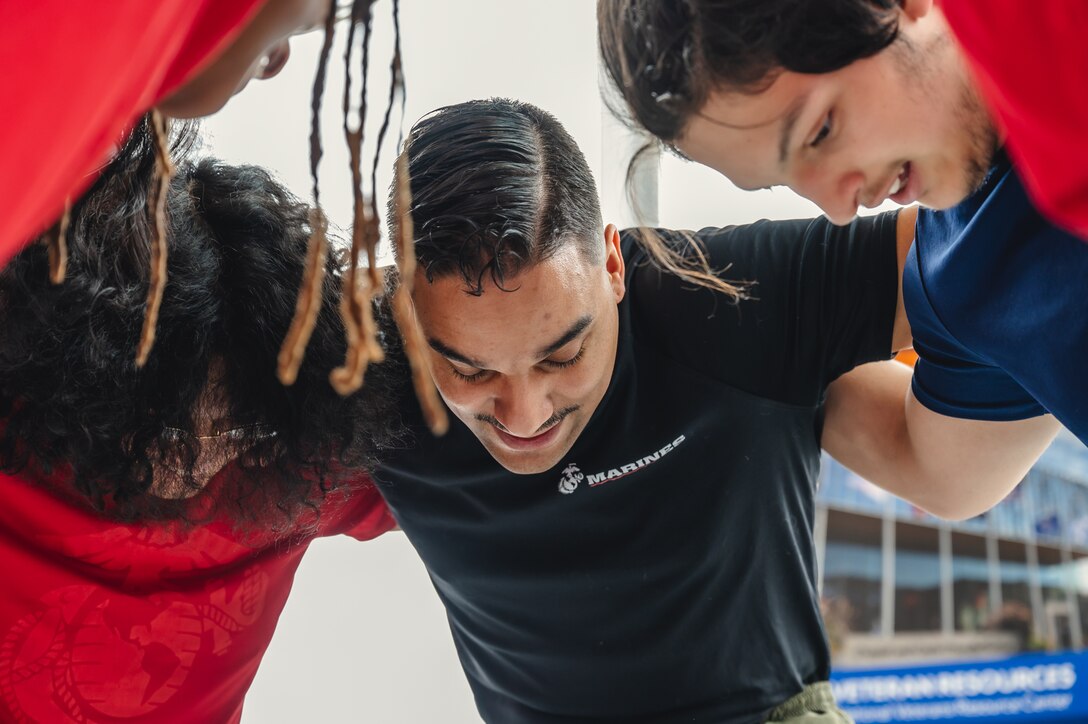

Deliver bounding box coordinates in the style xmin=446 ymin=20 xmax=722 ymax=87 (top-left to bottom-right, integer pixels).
xmin=905 ymin=153 xmax=1088 ymax=442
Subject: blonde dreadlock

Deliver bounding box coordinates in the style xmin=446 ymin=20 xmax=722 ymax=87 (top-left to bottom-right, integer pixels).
xmin=277 ymin=0 xmax=340 ymax=386
xmin=390 ymin=151 xmax=447 ymax=435
xmin=41 ymin=112 xmax=175 ymax=364
xmin=330 ymin=0 xmax=383 ymax=395
xmin=277 ymin=0 xmax=447 ymax=434
xmin=135 ymin=109 xmax=177 ymax=368
xmin=44 ymin=199 xmax=70 ymax=285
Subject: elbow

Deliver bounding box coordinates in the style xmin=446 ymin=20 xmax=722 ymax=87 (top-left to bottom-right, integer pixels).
xmin=921 ymin=502 xmax=986 ymax=523
xmin=911 ymin=481 xmax=998 ymax=523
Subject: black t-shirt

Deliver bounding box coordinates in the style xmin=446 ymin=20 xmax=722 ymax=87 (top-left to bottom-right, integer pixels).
xmin=374 ymin=212 xmax=899 ymax=723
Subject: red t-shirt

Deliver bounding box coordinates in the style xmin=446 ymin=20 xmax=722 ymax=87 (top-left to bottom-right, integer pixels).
xmin=0 ymin=0 xmax=267 ymax=267
xmin=0 ymin=471 xmax=394 ymax=723
xmin=942 ymin=0 xmax=1088 ymax=240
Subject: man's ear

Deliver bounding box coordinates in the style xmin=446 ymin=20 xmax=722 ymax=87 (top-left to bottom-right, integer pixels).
xmin=899 ymin=0 xmax=934 ymax=22
xmin=603 ymin=223 xmax=626 ymax=303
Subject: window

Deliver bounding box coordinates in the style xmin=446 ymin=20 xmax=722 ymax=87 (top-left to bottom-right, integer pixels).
xmin=894 ymin=523 xmax=941 ymax=633
xmin=951 ymin=532 xmax=991 ymax=632
xmin=821 ymin=510 xmax=884 ymax=653
xmin=996 ymin=540 xmax=1034 ymax=651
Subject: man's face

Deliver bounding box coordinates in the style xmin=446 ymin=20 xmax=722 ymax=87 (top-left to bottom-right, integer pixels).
xmin=674 ymin=3 xmax=997 ymax=225
xmin=411 ymin=226 xmax=626 ymax=475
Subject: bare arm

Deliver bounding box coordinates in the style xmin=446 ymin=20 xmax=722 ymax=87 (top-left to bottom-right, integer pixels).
xmin=823 ymin=361 xmax=1058 ymax=520
xmin=822 ymin=206 xmax=1058 ymax=520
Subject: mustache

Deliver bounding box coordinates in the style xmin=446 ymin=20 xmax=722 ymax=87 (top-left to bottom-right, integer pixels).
xmin=476 ymin=406 xmax=580 ymax=436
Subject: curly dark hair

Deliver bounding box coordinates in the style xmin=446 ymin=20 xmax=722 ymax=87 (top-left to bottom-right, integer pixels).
xmin=0 ymin=116 xmax=405 ymax=527
xmin=598 ymin=0 xmax=900 ymax=144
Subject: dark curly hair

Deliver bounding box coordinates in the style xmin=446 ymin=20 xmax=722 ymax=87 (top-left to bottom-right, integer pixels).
xmin=598 ymin=0 xmax=900 ymax=144
xmin=0 ymin=116 xmax=405 ymax=527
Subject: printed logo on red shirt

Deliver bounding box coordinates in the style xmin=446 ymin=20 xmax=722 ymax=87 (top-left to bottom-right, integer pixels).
xmin=0 ymin=526 xmax=271 ymax=723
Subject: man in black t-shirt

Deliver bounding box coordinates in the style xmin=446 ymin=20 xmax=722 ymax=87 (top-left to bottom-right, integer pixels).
xmin=374 ymin=99 xmax=1050 ymax=723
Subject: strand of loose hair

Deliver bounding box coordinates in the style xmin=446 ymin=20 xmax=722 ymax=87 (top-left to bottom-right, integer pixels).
xmin=625 ymin=142 xmax=749 ymax=301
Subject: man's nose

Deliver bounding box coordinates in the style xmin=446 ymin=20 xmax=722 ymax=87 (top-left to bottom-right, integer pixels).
xmin=493 ymin=375 xmax=553 ymax=438
xmin=797 ymin=166 xmax=864 ymax=226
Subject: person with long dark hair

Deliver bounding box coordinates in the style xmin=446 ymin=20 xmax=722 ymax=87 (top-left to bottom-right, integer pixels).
xmin=0 ymin=117 xmax=402 ymax=723
xmin=598 ymin=0 xmax=1081 ymax=497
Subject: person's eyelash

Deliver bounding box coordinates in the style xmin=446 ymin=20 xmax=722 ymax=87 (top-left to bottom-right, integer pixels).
xmin=450 ymin=366 xmax=487 ymax=383
xmin=810 ymin=111 xmax=833 ymax=148
xmin=544 ymin=345 xmax=586 ymax=370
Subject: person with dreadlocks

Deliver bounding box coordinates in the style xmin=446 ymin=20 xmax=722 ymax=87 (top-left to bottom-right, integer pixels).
xmin=4 ymin=0 xmax=439 ymax=431
xmin=371 ymin=98 xmax=1054 ymax=723
xmin=0 ymin=117 xmax=403 ymax=723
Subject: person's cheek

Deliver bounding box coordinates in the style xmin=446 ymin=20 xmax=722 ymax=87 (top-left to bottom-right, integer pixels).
xmin=566 ymin=359 xmax=604 ymax=400
xmin=432 ymin=373 xmax=486 ymax=420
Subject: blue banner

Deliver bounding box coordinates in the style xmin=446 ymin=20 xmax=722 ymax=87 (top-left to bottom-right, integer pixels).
xmin=831 ymin=651 xmax=1088 ymax=723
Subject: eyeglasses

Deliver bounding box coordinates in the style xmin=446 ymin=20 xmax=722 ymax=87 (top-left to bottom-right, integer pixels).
xmin=162 ymin=423 xmax=278 ymax=443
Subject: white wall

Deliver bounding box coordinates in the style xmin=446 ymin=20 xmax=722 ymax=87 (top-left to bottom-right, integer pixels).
xmin=240 ymin=534 xmax=480 ymax=723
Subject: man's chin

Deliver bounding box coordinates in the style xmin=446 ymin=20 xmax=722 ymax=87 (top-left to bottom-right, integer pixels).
xmin=919 ymin=176 xmax=976 ymax=211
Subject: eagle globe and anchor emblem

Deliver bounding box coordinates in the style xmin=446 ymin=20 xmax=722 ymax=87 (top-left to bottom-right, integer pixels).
xmin=558 ymin=463 xmax=583 ymax=494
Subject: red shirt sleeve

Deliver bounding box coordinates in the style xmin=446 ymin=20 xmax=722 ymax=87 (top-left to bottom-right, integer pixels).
xmin=342 ymin=501 xmax=397 ymax=541
xmin=941 ymin=0 xmax=1088 ymax=240
xmin=0 ymin=0 xmax=266 ymax=267
xmin=323 ymin=478 xmax=398 ymax=542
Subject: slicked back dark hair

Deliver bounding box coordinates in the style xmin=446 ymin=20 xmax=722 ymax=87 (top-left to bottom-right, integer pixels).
xmin=0 ymin=116 xmax=403 ymax=527
xmin=391 ymin=98 xmax=604 ymax=295
xmin=598 ymin=0 xmax=900 ymax=143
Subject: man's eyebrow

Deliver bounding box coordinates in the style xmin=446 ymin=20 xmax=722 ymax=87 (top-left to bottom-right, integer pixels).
xmin=538 ymin=315 xmax=593 ymax=358
xmin=778 ymin=92 xmax=811 ymax=167
xmin=427 ymin=336 xmax=485 ymax=369
xmin=427 ymin=315 xmax=594 ymax=369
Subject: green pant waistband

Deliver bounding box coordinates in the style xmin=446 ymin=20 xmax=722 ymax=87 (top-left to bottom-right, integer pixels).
xmin=766 ymin=681 xmax=851 ymax=723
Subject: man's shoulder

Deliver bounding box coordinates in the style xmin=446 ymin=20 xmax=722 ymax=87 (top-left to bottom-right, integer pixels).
xmin=617 ymin=222 xmax=773 ymax=297
xmin=618 ymin=214 xmax=895 ymax=280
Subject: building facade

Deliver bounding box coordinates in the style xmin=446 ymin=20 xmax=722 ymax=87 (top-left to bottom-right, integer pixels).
xmin=818 ymin=429 xmax=1088 ymax=666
